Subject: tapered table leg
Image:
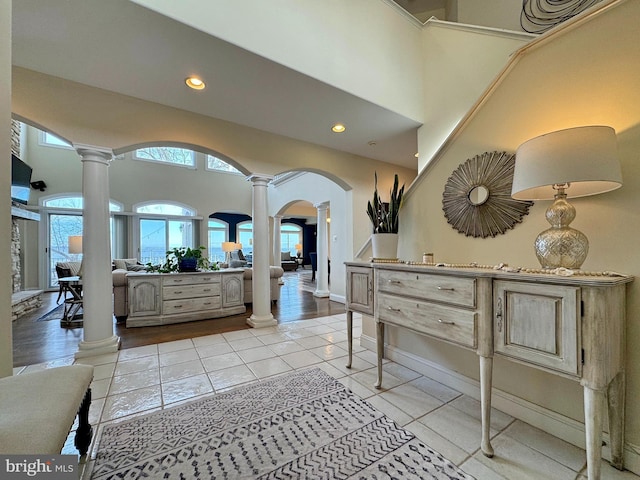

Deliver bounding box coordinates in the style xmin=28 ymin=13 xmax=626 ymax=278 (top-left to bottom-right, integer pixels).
xmin=607 ymin=372 xmax=626 ymax=470
xmin=346 ymin=310 xmax=353 ymax=369
xmin=584 ymin=386 xmax=605 ymax=480
xmin=374 ymin=321 xmax=384 ymax=389
xmin=479 ymin=355 xmax=494 ymax=458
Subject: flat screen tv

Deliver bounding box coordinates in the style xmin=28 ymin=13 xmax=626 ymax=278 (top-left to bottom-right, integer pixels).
xmin=11 ymin=154 xmax=33 ymax=205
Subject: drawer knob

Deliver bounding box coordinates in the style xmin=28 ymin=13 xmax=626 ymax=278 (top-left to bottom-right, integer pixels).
xmin=388 ymin=280 xmax=402 ymax=285
xmin=173 ymin=279 xmax=183 ymax=283
xmin=173 ymin=305 xmax=183 ymax=309
xmin=174 ymin=291 xmax=182 ymax=294
xmin=437 ymin=286 xmax=455 ymax=291
xmin=438 ymin=319 xmax=455 ymax=325
xmin=386 ymin=306 xmax=401 ymax=312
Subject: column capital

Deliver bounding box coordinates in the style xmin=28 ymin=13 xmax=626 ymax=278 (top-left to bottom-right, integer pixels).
xmin=314 ymin=201 xmax=330 ymax=211
xmin=247 ymin=173 xmax=274 ymax=186
xmin=74 ymin=144 xmax=114 ymax=165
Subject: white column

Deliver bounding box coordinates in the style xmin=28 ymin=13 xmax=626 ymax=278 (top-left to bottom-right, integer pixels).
xmin=247 ymin=174 xmax=277 ymax=328
xmin=314 ymin=202 xmax=330 ymax=298
xmin=273 ymin=215 xmax=284 ymax=285
xmin=74 ymin=145 xmax=120 ymax=358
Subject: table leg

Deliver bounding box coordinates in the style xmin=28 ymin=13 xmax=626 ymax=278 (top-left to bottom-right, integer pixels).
xmin=584 ymin=385 xmax=605 ymax=480
xmin=374 ymin=321 xmax=384 ymax=389
xmin=479 ymin=355 xmax=494 ymax=458
xmin=346 ymin=310 xmax=353 ymax=369
xmin=607 ymin=372 xmax=626 ymax=470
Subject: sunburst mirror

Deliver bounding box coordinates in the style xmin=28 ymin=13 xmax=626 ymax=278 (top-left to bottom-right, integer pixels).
xmin=442 ymin=151 xmax=533 ymax=238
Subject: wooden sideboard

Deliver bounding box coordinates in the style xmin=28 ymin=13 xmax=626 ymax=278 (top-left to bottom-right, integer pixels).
xmin=126 ymin=270 xmax=245 ymax=327
xmin=345 ymin=262 xmax=632 ymax=480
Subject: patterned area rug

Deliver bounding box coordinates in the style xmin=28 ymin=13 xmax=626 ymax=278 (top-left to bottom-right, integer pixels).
xmin=91 ymin=368 xmax=474 ymax=479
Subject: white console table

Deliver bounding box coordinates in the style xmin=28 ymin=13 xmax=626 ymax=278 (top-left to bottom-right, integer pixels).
xmin=345 ymin=262 xmax=632 ymax=480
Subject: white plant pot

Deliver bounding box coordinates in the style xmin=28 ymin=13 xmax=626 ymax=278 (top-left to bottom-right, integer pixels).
xmin=371 ymin=233 xmax=398 ymax=260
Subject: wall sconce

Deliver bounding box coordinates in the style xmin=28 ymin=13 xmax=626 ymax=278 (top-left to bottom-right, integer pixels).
xmin=512 ymin=126 xmax=622 ymax=268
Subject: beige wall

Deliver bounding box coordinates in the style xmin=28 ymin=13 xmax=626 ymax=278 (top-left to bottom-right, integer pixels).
xmin=1 ymin=0 xmax=12 ymax=377
xmin=11 ymin=69 xmax=416 ymax=298
xmin=394 ymin=0 xmax=640 ymax=449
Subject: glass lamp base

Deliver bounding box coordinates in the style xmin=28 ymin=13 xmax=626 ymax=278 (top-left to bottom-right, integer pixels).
xmin=535 ymin=227 xmax=589 ymax=269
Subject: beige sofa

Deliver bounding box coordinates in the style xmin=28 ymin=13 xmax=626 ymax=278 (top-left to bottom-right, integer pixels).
xmin=112 ymin=265 xmax=284 ymax=322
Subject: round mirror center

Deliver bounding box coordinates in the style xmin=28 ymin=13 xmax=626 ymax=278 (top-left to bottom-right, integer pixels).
xmin=468 ymin=185 xmax=489 ymax=205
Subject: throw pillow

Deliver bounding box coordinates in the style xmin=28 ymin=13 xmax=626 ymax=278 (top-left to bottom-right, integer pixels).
xmin=114 ymin=258 xmax=138 ymax=270
xmin=281 ymin=251 xmax=292 ymax=262
xmin=126 ymin=262 xmax=148 ymax=272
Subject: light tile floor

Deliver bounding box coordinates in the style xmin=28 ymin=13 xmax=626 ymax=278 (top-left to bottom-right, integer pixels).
xmin=15 ymin=313 xmax=640 ymax=480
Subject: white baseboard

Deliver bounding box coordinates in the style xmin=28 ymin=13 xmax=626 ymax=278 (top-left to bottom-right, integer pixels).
xmin=360 ymin=334 xmax=640 ymax=475
xmin=329 ymin=293 xmax=345 ymax=304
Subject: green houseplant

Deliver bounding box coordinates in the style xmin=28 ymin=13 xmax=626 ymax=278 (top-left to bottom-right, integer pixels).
xmin=367 ymin=173 xmax=405 ymax=259
xmin=146 ymin=246 xmax=216 ymax=273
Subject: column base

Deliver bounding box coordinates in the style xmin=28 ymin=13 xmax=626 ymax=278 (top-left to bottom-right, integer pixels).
xmin=313 ymin=290 xmax=330 ymax=298
xmin=278 ymin=278 xmax=284 ymax=285
xmin=247 ymin=314 xmax=277 ymax=328
xmin=75 ymin=335 xmax=120 ymax=359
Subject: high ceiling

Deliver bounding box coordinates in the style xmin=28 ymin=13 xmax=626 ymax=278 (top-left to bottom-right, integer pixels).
xmin=11 ymin=0 xmax=431 ymax=170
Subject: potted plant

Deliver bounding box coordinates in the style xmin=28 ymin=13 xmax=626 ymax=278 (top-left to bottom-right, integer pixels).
xmin=367 ymin=172 xmax=405 ymax=259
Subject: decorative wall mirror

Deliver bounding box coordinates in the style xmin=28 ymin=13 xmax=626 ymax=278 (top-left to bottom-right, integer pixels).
xmin=442 ymin=151 xmax=533 ymax=238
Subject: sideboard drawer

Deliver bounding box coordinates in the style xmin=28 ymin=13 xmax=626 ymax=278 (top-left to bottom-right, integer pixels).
xmin=377 ymin=270 xmax=476 ymax=307
xmin=163 ymin=274 xmax=221 ymax=286
xmin=377 ymin=293 xmax=477 ymax=348
xmin=163 ymin=296 xmax=222 ymax=314
xmin=163 ymin=283 xmax=221 ymax=300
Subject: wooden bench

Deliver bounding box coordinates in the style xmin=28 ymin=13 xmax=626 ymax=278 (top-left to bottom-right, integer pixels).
xmin=0 ymin=364 xmax=94 ymax=455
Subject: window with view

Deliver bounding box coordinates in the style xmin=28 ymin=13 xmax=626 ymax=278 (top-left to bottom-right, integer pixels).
xmin=206 ymin=155 xmax=242 ymax=174
xmin=281 ymin=224 xmax=302 ymax=255
xmin=134 ymin=202 xmax=197 ymax=265
xmin=41 ymin=132 xmax=73 ymax=149
xmin=134 ymin=147 xmax=195 ymax=167
xmin=208 ymin=219 xmax=228 ymax=262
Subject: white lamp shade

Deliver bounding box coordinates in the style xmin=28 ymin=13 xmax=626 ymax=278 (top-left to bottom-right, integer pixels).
xmin=68 ymin=235 xmax=83 ymax=254
xmin=221 ymin=242 xmax=236 ymax=253
xmin=512 ymin=126 xmax=622 ymax=200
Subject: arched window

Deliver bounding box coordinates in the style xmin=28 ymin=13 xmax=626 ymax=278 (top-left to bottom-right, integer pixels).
xmin=133 ymin=202 xmax=198 ymax=265
xmin=41 ymin=194 xmax=123 ymax=289
xmin=206 ymin=155 xmax=242 ymax=174
xmin=237 ymin=221 xmax=253 ymax=251
xmin=281 ymin=223 xmax=303 ymax=255
xmin=133 ymin=147 xmax=195 ymax=168
xmin=208 ymin=219 xmax=229 ymax=262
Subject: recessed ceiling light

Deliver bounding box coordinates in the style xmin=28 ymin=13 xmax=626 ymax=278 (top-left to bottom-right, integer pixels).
xmin=185 ymin=76 xmax=206 ymax=90
xmin=331 ymin=123 xmax=346 ymax=133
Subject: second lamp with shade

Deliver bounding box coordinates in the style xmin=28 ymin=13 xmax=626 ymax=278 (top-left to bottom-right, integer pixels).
xmin=511 ymin=126 xmax=622 ymax=269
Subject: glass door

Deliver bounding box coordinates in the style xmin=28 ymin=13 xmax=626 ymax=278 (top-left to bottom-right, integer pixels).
xmin=48 ymin=213 xmax=83 ymax=288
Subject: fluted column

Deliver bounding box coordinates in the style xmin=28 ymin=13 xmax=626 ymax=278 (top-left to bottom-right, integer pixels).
xmin=273 ymin=215 xmax=284 ymax=285
xmin=314 ymin=202 xmax=330 ymax=298
xmin=247 ymin=174 xmax=277 ymax=328
xmin=74 ymin=144 xmax=120 ymax=358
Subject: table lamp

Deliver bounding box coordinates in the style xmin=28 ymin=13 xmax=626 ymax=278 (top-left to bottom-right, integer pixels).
xmin=221 ymin=241 xmax=236 ymax=265
xmin=512 ymin=126 xmax=622 ymax=269
xmin=295 ymin=243 xmax=302 ymax=257
xmin=68 ymin=235 xmax=83 ymax=255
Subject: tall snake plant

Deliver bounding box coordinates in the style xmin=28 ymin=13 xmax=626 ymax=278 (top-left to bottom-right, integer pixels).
xmin=366 ymin=173 xmax=405 ymax=234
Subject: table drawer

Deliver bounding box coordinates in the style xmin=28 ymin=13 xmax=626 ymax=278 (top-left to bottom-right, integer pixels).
xmin=377 ymin=293 xmax=477 ymax=348
xmin=377 ymin=270 xmax=476 ymax=307
xmin=163 ymin=274 xmax=221 ymax=286
xmin=163 ymin=283 xmax=220 ymax=300
xmin=163 ymin=296 xmax=222 ymax=314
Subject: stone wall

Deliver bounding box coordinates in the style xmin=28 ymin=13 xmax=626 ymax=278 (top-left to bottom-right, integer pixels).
xmin=11 ymin=120 xmax=22 ymax=293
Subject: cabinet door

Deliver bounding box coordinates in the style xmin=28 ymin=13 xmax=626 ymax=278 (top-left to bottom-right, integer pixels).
xmin=494 ymin=280 xmax=581 ymax=377
xmin=129 ymin=277 xmax=161 ymax=317
xmin=346 ymin=265 xmax=374 ymax=315
xmin=222 ymin=273 xmax=243 ymax=307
